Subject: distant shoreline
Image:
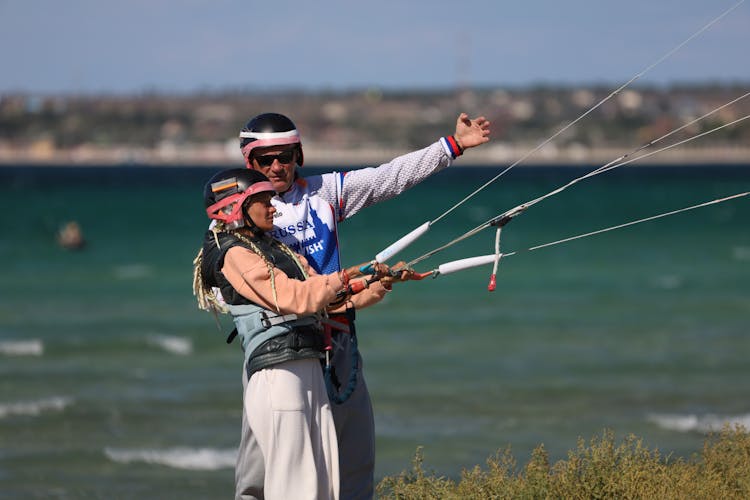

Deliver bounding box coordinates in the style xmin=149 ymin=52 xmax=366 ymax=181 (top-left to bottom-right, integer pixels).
xmin=2 ymin=145 xmax=750 ymax=167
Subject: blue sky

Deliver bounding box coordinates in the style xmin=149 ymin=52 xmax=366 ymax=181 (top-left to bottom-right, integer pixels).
xmin=1 ymin=0 xmax=748 ymax=94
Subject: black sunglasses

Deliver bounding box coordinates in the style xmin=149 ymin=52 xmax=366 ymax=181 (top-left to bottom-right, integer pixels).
xmin=253 ymin=150 xmax=296 ymax=167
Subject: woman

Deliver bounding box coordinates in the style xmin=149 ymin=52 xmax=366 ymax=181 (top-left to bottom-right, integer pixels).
xmin=192 ymin=168 xmax=392 ymax=500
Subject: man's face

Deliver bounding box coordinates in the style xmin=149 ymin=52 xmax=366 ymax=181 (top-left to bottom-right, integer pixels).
xmin=246 ymin=146 xmax=298 ymax=193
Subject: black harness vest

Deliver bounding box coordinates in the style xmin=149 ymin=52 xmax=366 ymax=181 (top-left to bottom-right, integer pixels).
xmin=201 ymin=230 xmax=324 ymax=376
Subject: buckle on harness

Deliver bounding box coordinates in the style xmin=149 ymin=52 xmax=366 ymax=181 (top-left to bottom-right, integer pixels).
xmin=259 ymin=311 xmax=299 ymax=329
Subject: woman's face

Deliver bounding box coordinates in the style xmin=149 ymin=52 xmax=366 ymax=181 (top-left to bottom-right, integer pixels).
xmin=244 ymin=192 xmax=276 ymax=232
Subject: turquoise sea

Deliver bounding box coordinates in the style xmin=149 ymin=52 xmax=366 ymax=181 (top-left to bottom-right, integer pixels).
xmin=1 ymin=163 xmax=749 ymax=498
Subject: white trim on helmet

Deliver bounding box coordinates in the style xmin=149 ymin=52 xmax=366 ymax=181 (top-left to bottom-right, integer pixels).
xmin=239 ymin=130 xmax=300 ymax=140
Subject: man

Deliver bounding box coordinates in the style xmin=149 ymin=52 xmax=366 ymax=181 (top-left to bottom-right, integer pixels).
xmin=235 ymin=111 xmax=490 ymax=500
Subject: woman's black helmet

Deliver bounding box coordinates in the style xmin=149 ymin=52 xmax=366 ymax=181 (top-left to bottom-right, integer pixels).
xmin=203 ymin=168 xmax=275 ymax=229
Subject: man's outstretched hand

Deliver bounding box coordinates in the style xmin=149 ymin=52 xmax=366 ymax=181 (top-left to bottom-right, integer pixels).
xmin=454 ymin=113 xmax=491 ymax=150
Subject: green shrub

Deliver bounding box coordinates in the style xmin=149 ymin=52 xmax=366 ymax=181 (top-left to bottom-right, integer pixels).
xmin=376 ymin=425 xmax=750 ymax=499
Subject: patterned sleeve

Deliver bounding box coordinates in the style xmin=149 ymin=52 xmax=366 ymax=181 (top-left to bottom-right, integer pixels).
xmin=317 ymin=140 xmax=455 ymax=222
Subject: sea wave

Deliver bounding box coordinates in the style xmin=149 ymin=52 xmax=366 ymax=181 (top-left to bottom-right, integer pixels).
xmin=104 ymin=446 xmax=237 ymax=470
xmin=113 ymin=263 xmax=153 ymax=280
xmin=0 ymin=396 xmax=72 ymax=419
xmin=147 ymin=335 xmax=193 ymax=356
xmin=732 ymin=246 xmax=750 ymax=262
xmin=647 ymin=412 xmax=750 ymax=433
xmin=649 ymin=274 xmax=683 ymax=290
xmin=0 ymin=339 xmax=44 ymax=356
